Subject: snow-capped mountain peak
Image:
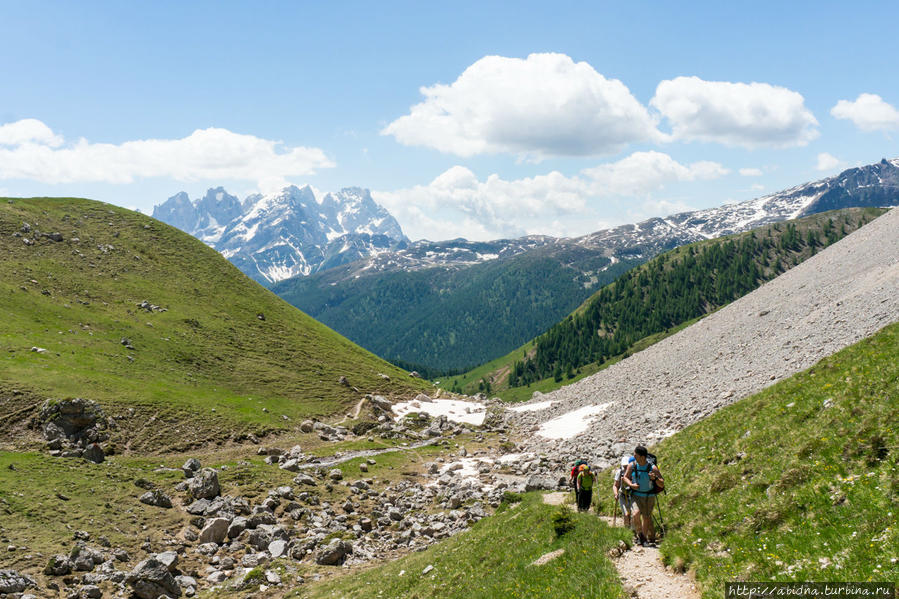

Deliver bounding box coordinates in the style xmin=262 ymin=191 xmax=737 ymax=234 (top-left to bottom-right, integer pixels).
xmin=152 ymin=185 xmax=408 ymax=284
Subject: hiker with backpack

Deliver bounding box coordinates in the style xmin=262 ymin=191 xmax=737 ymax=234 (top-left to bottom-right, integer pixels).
xmin=575 ymin=464 xmax=594 ymax=512
xmin=613 ymin=455 xmax=634 ymax=530
xmin=568 ymin=458 xmax=588 ymax=505
xmin=623 ymin=445 xmax=664 ymax=546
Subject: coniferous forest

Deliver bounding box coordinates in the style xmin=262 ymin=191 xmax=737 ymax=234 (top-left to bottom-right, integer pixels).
xmin=508 ymin=209 xmax=882 ymax=387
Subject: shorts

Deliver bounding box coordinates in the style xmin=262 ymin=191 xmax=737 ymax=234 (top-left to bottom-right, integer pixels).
xmin=631 ymin=494 xmax=655 ymax=515
xmin=618 ymin=492 xmax=631 ymax=515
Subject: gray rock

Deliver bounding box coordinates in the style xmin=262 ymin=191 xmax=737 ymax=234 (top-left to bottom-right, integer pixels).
xmin=139 ymin=489 xmax=173 ymax=508
xmin=279 ymin=459 xmax=300 ymax=472
xmin=524 ymin=476 xmax=557 ymax=492
xmin=314 ymin=539 xmax=352 ymax=565
xmin=300 ymin=420 xmax=314 ymax=433
xmin=185 ymin=498 xmax=210 ymax=514
xmin=82 ymin=443 xmax=105 ymax=464
xmin=198 ymin=518 xmax=231 ymax=545
xmin=81 ymin=584 xmax=102 ymax=598
xmin=293 ymin=473 xmax=316 ymax=486
xmin=126 ymin=558 xmax=181 ymax=599
xmin=182 ymin=458 xmax=201 ymax=477
xmin=187 ymin=468 xmax=220 ymax=499
xmin=44 ymin=554 xmax=73 ymax=576
xmin=328 ymin=468 xmax=343 ymax=481
xmin=227 ymin=517 xmax=248 ymax=539
xmin=268 ymin=539 xmax=287 ymax=558
xmin=155 ymin=551 xmax=179 ymax=572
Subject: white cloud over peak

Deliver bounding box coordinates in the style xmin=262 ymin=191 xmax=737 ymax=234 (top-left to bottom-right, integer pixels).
xmin=374 ymin=151 xmax=727 ymax=241
xmin=0 ymin=120 xmax=334 ymax=189
xmin=382 ymin=53 xmax=663 ymax=158
xmin=815 ymin=152 xmax=844 ymax=172
xmin=831 ymin=93 xmax=899 ymax=131
xmin=651 ymin=76 xmax=819 ymax=148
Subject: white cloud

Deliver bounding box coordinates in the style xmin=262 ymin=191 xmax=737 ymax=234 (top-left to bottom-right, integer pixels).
xmin=0 ymin=120 xmax=334 ymax=189
xmin=815 ymin=152 xmax=844 ymax=172
xmin=739 ymin=167 xmax=763 ymax=176
xmin=831 ymin=93 xmax=899 ymax=131
xmin=0 ymin=118 xmax=64 ymax=147
xmin=375 ymin=151 xmax=727 ymax=241
xmin=382 ymin=53 xmax=662 ymax=158
xmin=750 ymin=183 xmax=765 ymax=191
xmin=651 ymin=76 xmax=819 ymax=148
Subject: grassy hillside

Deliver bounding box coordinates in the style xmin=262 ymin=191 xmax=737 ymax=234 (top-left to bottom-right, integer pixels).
xmin=273 ymin=244 xmax=640 ymax=372
xmin=0 ymin=198 xmax=428 ymax=451
xmin=654 ymin=320 xmax=899 ymax=592
xmin=297 ymin=493 xmax=631 ymax=599
xmin=448 ymin=208 xmax=885 ymax=399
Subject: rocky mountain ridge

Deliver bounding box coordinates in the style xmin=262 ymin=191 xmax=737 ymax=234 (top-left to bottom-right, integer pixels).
xmin=337 ymin=158 xmax=899 ymax=278
xmin=152 ymin=185 xmax=408 ymax=284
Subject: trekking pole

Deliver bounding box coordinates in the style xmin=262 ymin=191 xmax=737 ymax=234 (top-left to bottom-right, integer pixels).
xmin=613 ymin=493 xmax=619 ymax=526
xmin=656 ymin=497 xmax=666 ymax=538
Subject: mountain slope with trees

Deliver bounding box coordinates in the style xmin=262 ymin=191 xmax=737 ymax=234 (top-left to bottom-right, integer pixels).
xmin=450 ymin=208 xmax=885 ymax=396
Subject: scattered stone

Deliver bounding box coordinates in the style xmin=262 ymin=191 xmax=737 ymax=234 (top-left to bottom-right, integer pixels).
xmin=300 ymin=420 xmax=314 ymax=433
xmin=139 ymin=489 xmax=173 ymax=508
xmin=422 ymin=565 xmax=434 ymax=575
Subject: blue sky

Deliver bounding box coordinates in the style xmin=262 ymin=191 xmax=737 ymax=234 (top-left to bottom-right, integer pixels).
xmin=2 ymin=1 xmax=898 ymax=240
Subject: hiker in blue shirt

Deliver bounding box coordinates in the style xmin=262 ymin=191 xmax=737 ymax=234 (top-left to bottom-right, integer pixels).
xmin=622 ymin=445 xmax=664 ymax=546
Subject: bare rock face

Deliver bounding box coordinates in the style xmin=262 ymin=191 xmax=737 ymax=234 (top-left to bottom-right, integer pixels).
xmin=126 ymin=558 xmax=181 ymax=599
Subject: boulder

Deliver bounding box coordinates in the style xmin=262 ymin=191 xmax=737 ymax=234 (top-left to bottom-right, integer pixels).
xmin=82 ymin=443 xmax=105 ymax=464
xmin=187 ymin=468 xmax=220 ymax=499
xmin=38 ymin=398 xmax=107 ymax=444
xmin=524 ymin=475 xmax=558 ymax=492
xmin=139 ymin=489 xmax=173 ymax=508
xmin=182 ymin=458 xmax=201 ymax=478
xmin=314 ymin=539 xmax=352 ymax=565
xmin=328 ymin=468 xmax=343 ymax=481
xmin=43 ymin=554 xmax=73 ymax=576
xmin=227 ymin=517 xmax=248 ymax=539
xmin=198 ymin=518 xmax=231 ymax=545
xmin=126 ymin=558 xmax=181 ymax=599
xmin=155 ymin=551 xmax=179 ymax=573
xmin=293 ymin=473 xmax=316 ymax=486
xmin=0 ymin=570 xmax=35 ymax=594
xmin=300 ymin=420 xmax=314 ymax=433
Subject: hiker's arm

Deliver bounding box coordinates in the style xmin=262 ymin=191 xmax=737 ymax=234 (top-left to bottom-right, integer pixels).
xmin=651 ymin=466 xmax=664 ymax=488
xmin=623 ymin=465 xmax=637 ymax=488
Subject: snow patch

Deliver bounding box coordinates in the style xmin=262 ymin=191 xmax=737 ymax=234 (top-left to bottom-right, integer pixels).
xmin=536 ymin=402 xmax=615 ymax=440
xmin=391 ymin=398 xmax=487 ymax=426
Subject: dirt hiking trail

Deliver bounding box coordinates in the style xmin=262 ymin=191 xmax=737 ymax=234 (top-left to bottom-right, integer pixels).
xmin=542 ymin=492 xmax=700 ymax=599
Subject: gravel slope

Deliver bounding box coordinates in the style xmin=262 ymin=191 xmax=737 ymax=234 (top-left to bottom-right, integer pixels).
xmin=508 ymin=207 xmax=899 ymax=468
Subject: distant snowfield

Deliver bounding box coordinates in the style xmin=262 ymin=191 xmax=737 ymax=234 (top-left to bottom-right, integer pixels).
xmin=507 ymin=400 xmax=557 ymax=413
xmin=536 ymin=402 xmax=615 ymax=440
xmin=391 ymin=398 xmax=487 ymax=426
